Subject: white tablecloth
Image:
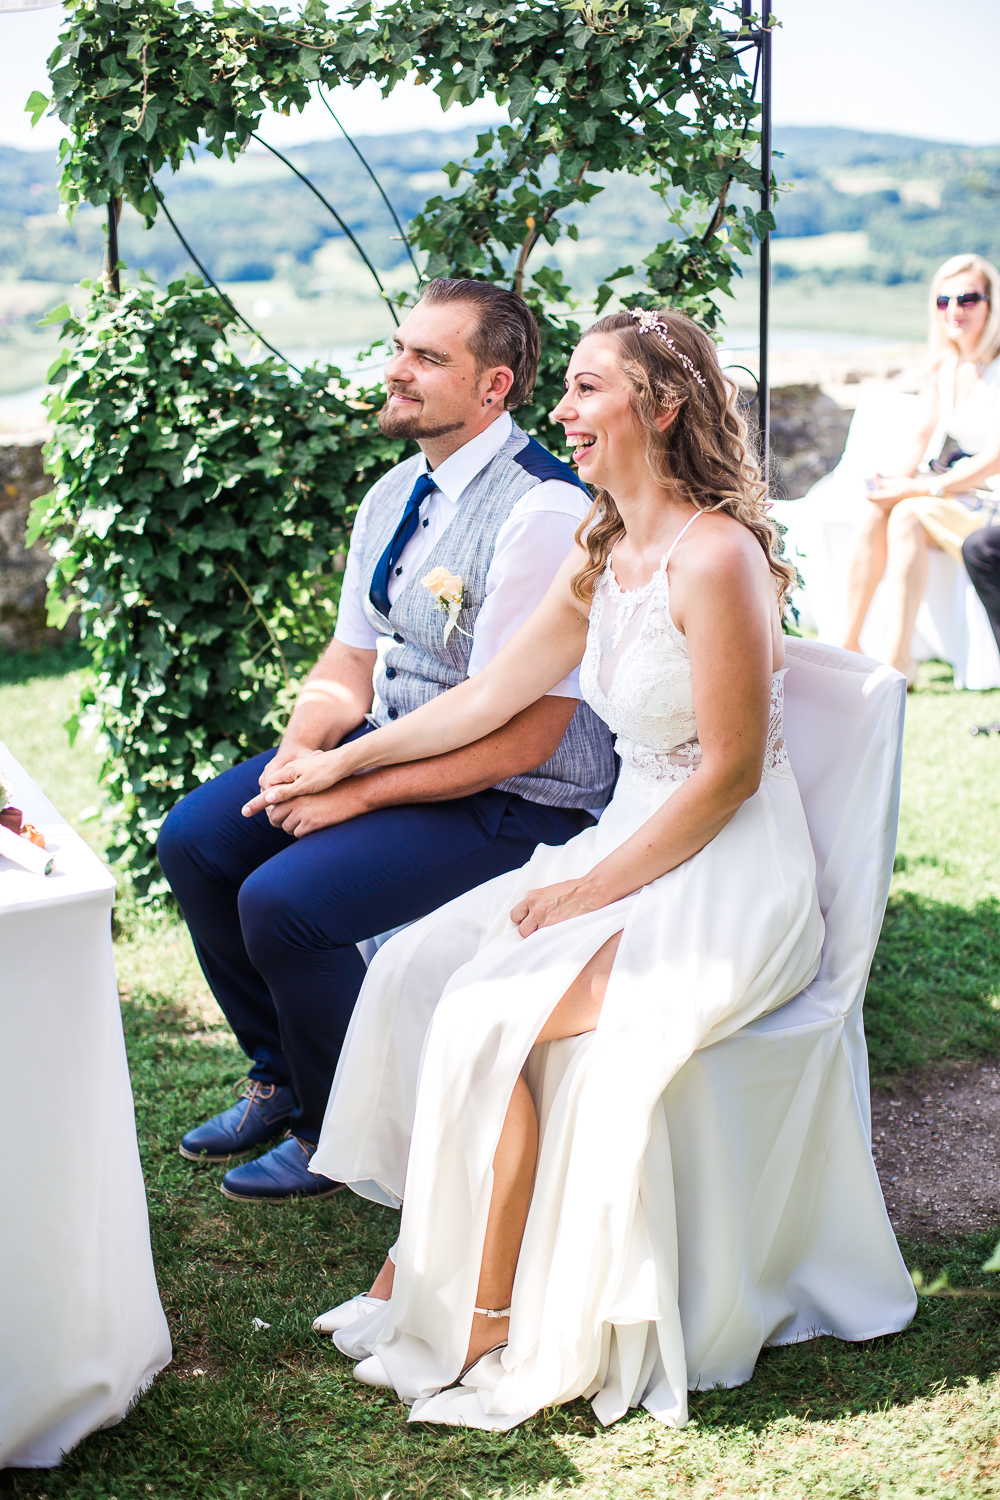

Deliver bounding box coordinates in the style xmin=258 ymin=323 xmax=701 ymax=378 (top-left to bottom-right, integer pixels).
xmin=0 ymin=740 xmax=171 ymax=1469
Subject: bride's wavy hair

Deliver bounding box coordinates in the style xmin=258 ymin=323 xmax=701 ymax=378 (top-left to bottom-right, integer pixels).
xmin=569 ymin=310 xmax=795 ymax=604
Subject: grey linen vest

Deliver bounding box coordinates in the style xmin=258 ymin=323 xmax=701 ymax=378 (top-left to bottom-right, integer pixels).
xmin=356 ymin=422 xmax=616 ymax=811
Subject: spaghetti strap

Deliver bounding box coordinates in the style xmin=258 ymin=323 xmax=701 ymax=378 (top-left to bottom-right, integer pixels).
xmin=663 ymin=509 xmax=703 ymax=567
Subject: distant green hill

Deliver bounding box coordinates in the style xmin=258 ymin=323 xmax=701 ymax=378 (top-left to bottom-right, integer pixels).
xmin=1 ymin=124 xmax=998 ymax=298
xmin=774 ymin=126 xmax=956 ymax=168
xmin=771 ymin=128 xmax=1000 ymax=280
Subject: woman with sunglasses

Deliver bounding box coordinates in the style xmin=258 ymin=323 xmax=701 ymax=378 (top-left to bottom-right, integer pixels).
xmin=841 ymin=252 xmax=1000 ymax=682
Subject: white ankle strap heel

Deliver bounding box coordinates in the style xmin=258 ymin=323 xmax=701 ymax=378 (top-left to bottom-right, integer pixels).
xmin=474 ymin=1305 xmax=511 ymax=1318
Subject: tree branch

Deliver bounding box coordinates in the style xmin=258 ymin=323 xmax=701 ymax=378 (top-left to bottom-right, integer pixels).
xmin=512 ymin=160 xmax=588 ymax=298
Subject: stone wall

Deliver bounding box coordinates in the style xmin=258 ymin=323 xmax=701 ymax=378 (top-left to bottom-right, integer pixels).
xmin=742 ymin=342 xmax=926 ymax=502
xmin=769 ymin=383 xmax=854 ymax=500
xmin=0 ymin=440 xmax=73 ymax=652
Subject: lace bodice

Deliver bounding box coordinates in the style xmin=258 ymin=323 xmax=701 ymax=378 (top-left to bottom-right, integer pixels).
xmin=579 ymin=547 xmax=793 ymax=788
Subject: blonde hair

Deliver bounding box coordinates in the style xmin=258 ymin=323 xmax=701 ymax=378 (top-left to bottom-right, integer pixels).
xmin=570 ymin=310 xmax=796 ymax=603
xmin=928 ymin=253 xmax=1000 ymax=365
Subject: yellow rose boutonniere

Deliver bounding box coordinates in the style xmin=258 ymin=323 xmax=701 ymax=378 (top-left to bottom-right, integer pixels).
xmin=421 ymin=567 xmax=471 ymax=646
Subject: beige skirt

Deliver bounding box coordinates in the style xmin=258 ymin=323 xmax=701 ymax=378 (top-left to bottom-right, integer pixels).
xmin=902 ymin=494 xmax=994 ymax=561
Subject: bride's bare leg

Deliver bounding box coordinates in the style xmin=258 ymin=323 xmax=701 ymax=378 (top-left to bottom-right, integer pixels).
xmin=368 ymin=1255 xmax=395 ymax=1299
xmin=464 ymin=1074 xmax=538 ymax=1366
xmin=536 ymin=931 xmax=622 ymax=1043
xmin=465 ymin=932 xmax=623 ymax=1368
xmin=842 ymin=502 xmax=889 ymax=652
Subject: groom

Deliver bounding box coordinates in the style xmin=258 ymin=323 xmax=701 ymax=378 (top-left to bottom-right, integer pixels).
xmin=158 ymin=277 xmax=616 ymax=1201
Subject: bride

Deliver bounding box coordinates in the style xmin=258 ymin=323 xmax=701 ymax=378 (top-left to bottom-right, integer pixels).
xmin=254 ymin=309 xmax=825 ymax=1430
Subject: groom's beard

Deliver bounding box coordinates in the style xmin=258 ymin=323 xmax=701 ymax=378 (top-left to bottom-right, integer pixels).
xmin=377 ymin=386 xmax=465 ymax=442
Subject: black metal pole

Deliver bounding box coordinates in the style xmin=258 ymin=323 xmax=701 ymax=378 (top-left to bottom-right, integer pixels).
xmin=106 ymin=197 xmax=121 ymax=296
xmin=148 ymin=179 xmax=302 ymax=373
xmin=759 ymin=14 xmax=772 ymax=484
xmin=250 ymin=133 xmax=400 ymax=327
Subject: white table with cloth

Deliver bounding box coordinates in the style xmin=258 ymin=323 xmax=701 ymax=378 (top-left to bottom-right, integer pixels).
xmin=0 ymin=739 xmax=171 ymax=1470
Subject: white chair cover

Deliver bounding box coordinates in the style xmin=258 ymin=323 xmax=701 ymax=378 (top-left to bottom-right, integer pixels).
xmin=663 ymin=638 xmax=915 ymax=1386
xmin=358 ymin=638 xmax=917 ymax=1389
xmin=773 ymin=389 xmax=1000 ymax=690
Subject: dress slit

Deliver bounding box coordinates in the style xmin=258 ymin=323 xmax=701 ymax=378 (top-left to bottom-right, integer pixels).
xmin=539 ymin=929 xmax=625 ymax=1042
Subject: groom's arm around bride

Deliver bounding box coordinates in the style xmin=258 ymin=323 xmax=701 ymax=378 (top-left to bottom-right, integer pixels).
xmin=157 ymin=277 xmax=616 ymax=1202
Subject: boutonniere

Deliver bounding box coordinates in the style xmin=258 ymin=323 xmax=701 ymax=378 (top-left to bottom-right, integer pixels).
xmin=421 ymin=567 xmax=472 ymax=646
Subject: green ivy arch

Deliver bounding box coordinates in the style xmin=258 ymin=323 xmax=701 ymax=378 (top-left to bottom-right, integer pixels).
xmin=40 ymin=0 xmax=772 ymax=319
xmin=29 ymin=0 xmax=775 ymax=894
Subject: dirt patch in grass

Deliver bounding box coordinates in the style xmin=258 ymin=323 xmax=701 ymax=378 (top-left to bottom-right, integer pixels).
xmin=872 ymin=1057 xmax=1000 ymax=1241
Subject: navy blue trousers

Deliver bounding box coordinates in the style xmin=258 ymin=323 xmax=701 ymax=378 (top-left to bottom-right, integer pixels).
xmin=157 ymin=741 xmax=593 ymax=1141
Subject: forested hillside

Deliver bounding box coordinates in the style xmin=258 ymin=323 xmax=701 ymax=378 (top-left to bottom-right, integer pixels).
xmin=2 ymin=125 xmax=998 ymax=295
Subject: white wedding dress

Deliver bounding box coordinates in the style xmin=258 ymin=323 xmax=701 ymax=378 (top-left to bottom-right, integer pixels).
xmin=311 ymin=521 xmax=825 ymax=1430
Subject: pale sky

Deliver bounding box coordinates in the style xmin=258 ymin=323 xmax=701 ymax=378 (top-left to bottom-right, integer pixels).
xmin=1 ymin=0 xmax=998 ymax=154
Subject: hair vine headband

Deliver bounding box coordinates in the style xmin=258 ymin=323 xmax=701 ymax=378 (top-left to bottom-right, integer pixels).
xmin=628 ymin=308 xmax=707 ymax=388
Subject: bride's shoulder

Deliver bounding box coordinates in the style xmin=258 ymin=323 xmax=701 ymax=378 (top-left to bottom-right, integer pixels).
xmin=677 ymin=510 xmax=764 ymax=578
xmin=669 ymin=514 xmax=770 ymax=619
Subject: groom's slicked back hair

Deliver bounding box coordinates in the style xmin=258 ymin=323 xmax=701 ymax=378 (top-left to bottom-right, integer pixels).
xmin=419 ymin=278 xmax=540 ymax=410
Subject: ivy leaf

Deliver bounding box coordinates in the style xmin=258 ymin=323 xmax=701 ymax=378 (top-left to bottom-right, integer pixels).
xmin=343 ymin=37 xmax=371 ymax=67
xmin=39 ymin=302 xmax=72 ymax=327
xmin=742 ymin=205 xmax=776 ymax=238
xmin=297 ymin=47 xmax=322 ymax=81
xmin=506 ymin=73 xmax=536 ymax=121
xmin=181 ymin=60 xmax=211 ymax=93
xmin=983 ymin=1239 xmax=1000 ymax=1273
xmin=49 ymin=64 xmax=80 ymax=104
xmin=25 ymin=90 xmax=50 ymax=126
xmin=594 ymin=283 xmax=615 ymax=314
xmin=25 ymin=492 xmax=58 ymax=549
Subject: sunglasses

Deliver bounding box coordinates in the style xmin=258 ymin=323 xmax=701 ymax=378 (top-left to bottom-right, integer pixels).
xmin=936 ymin=291 xmax=989 ymax=310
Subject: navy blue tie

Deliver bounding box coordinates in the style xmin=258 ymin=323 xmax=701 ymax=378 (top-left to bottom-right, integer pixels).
xmin=369 ymin=472 xmax=438 ymax=619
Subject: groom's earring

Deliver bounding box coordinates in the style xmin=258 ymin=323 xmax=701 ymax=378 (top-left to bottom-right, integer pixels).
xmin=486 ymin=398 xmax=493 ymax=404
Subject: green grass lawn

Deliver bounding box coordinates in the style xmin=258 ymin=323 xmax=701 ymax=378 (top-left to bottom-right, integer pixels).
xmin=2 ymin=646 xmax=999 ymax=1500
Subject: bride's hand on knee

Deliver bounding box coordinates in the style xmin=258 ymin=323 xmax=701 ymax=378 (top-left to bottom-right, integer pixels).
xmin=510 ymin=879 xmax=604 ymax=937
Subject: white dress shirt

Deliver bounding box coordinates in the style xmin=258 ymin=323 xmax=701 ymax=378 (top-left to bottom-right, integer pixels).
xmin=334 ymin=412 xmax=592 ymax=705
